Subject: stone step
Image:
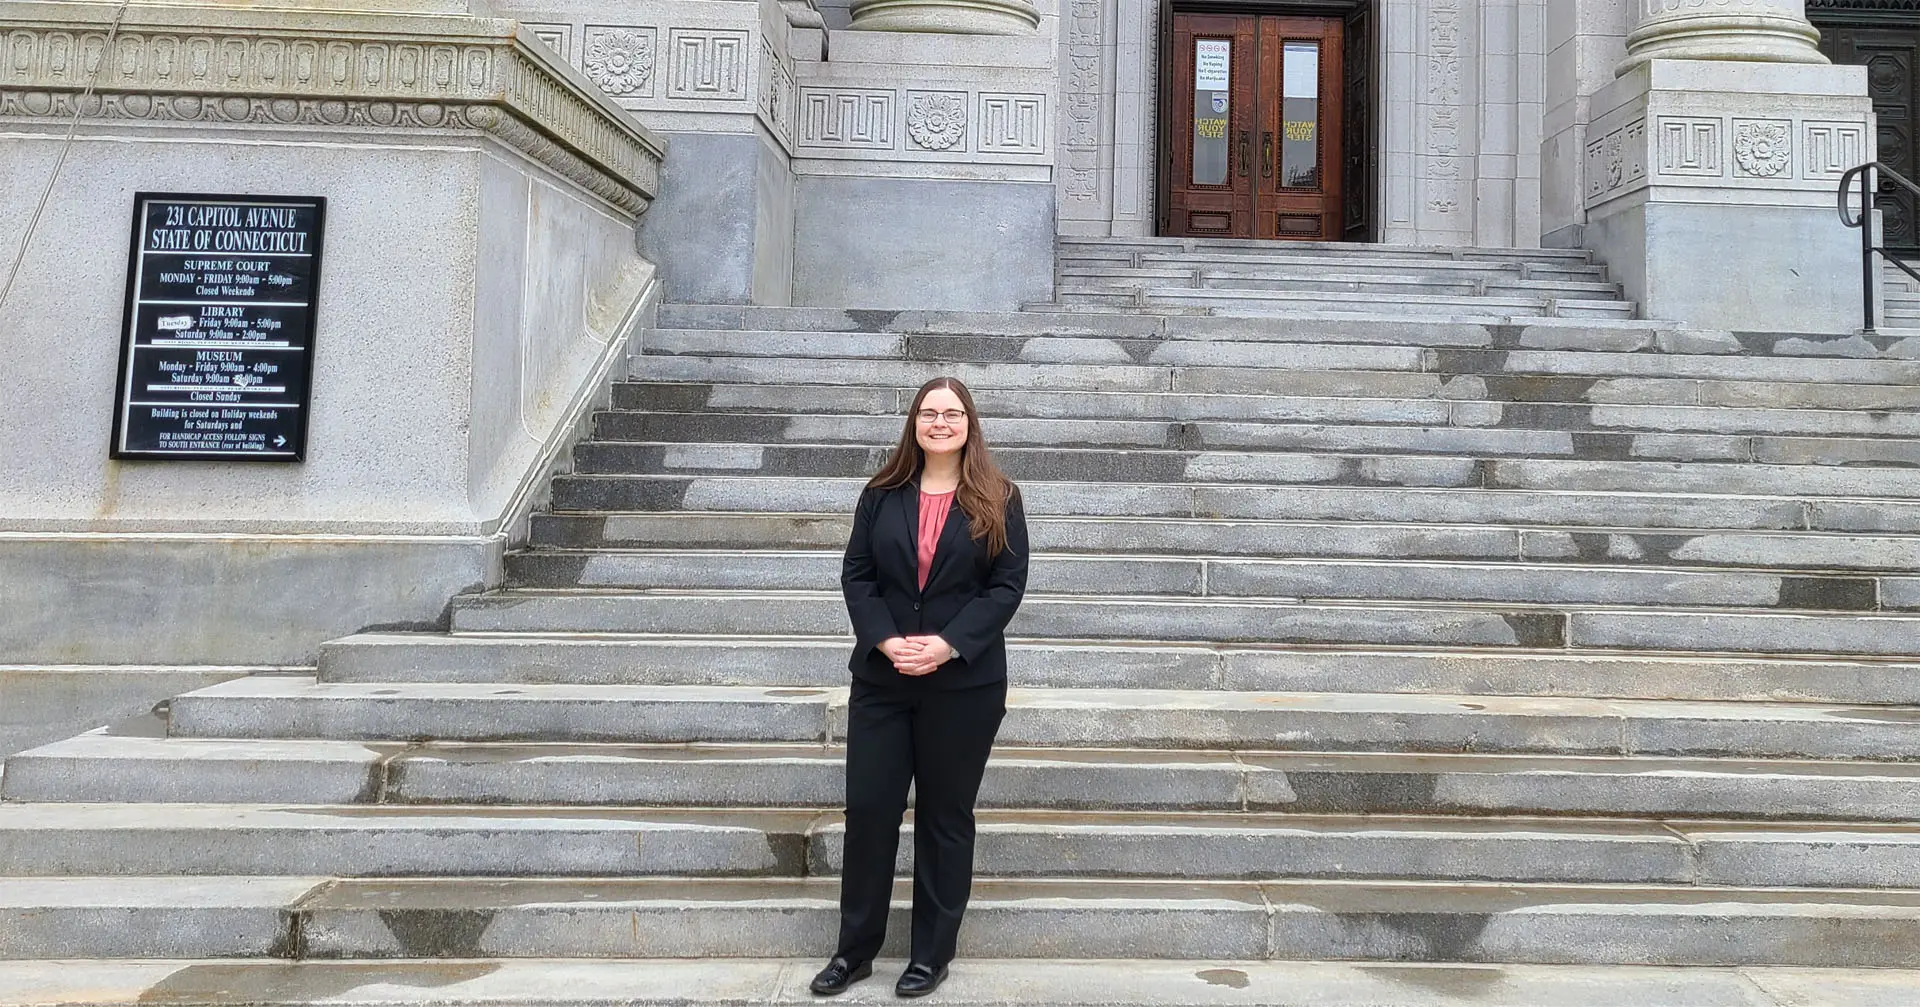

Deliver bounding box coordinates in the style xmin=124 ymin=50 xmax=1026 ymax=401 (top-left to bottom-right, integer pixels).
xmin=1054 ymin=255 xmax=1609 ymax=281
xmin=6 ymin=802 xmax=1920 ymax=889
xmin=652 ymin=310 xmax=1916 ymax=360
xmin=581 ymin=413 xmax=1920 ymax=467
xmin=613 ymin=382 xmax=1920 ymax=438
xmin=1059 ymin=235 xmax=1597 ymax=257
xmin=1054 ymin=236 xmax=1601 ymax=261
xmin=541 ymin=475 xmax=1920 ymax=534
xmin=68 ymin=875 xmax=1920 ymax=966
xmin=555 ymin=448 xmax=1920 ymax=502
xmin=312 ymin=634 xmax=1920 ymax=706
xmin=164 ymin=678 xmax=1920 ymax=761
xmin=632 ymin=355 xmax=1920 ymax=409
xmin=11 ymin=958 xmax=1919 ymax=1007
xmin=502 ymin=550 xmax=1898 ymax=612
xmin=0 ymin=804 xmax=816 ymax=878
xmin=445 ymin=590 xmax=1920 ymax=656
xmin=638 ymin=335 xmax=1920 ymax=388
xmin=24 ymin=731 xmax=1920 ymax=822
xmin=1052 ymin=268 xmax=1623 ymax=299
xmin=1049 ymin=287 xmax=1637 ymax=320
xmin=529 ymin=512 xmax=1920 ymax=574
xmin=0 ymin=876 xmax=324 ymax=959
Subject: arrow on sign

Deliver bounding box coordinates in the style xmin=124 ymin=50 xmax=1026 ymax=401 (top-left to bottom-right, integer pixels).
xmin=273 ymin=435 xmax=287 ymax=447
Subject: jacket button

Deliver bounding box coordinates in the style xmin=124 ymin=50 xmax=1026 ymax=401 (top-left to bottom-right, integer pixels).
xmin=912 ymin=603 xmax=921 ymax=611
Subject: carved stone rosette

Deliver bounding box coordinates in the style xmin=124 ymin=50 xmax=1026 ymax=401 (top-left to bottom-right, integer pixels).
xmin=0 ymin=4 xmax=666 ymax=215
xmin=847 ymin=0 xmax=1039 ymax=36
xmin=905 ymin=92 xmax=965 ymax=150
xmin=1619 ymin=0 xmax=1830 ymax=74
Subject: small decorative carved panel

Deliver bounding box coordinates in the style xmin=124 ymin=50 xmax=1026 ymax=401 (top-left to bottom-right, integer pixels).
xmin=906 ymin=91 xmax=968 ymax=150
xmin=1731 ymin=118 xmax=1792 ymax=178
xmin=1657 ymin=116 xmax=1724 ymax=176
xmin=978 ymin=93 xmax=1044 ymax=153
xmin=523 ymin=24 xmax=573 ymax=65
xmin=583 ymin=26 xmax=655 ymax=98
xmin=1804 ymin=120 xmax=1868 ymax=178
xmin=800 ymin=88 xmax=894 ymax=148
xmin=667 ymin=29 xmax=748 ymax=100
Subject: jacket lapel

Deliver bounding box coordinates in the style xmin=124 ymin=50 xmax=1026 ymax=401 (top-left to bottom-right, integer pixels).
xmin=923 ymin=498 xmax=968 ymax=592
xmin=898 ymin=484 xmax=921 ymax=584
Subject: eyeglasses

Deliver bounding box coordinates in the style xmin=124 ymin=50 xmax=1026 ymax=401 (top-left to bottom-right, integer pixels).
xmin=916 ymin=409 xmax=968 ymax=424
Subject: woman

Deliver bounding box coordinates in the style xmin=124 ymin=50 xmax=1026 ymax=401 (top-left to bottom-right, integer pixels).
xmin=810 ymin=377 xmax=1030 ymax=998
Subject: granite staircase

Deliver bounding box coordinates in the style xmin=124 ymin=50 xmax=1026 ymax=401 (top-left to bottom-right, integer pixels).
xmin=11 ymin=291 xmax=1920 ymax=973
xmin=1046 ymin=236 xmax=1635 ymax=320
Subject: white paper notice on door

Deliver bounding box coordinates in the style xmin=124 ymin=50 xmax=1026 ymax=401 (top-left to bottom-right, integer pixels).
xmin=1195 ymin=40 xmax=1230 ymax=91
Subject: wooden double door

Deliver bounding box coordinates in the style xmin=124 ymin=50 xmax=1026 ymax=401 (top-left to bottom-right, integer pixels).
xmin=1162 ymin=12 xmax=1346 ymax=240
xmin=1812 ymin=10 xmax=1919 ymax=255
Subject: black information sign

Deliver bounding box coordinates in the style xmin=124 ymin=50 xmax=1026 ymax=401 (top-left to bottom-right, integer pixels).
xmin=111 ymin=192 xmax=326 ymax=461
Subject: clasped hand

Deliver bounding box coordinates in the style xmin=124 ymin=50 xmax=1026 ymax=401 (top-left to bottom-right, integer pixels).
xmin=879 ymin=635 xmax=955 ymax=677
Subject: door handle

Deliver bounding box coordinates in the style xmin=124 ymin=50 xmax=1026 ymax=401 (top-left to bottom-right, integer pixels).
xmin=1262 ymin=132 xmax=1273 ymax=178
xmin=1238 ymin=131 xmax=1250 ymax=178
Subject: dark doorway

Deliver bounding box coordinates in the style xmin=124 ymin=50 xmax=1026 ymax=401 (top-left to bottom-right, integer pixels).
xmin=1811 ymin=2 xmax=1920 ymax=255
xmin=1157 ymin=1 xmax=1373 ymax=241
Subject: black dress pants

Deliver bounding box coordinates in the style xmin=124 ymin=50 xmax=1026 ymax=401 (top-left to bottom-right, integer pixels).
xmin=834 ymin=675 xmax=1007 ymax=968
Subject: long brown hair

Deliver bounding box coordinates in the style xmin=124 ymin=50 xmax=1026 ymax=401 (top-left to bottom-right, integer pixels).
xmin=867 ymin=377 xmax=1021 ymax=556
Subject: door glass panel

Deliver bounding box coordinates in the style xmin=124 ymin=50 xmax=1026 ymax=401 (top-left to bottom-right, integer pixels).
xmin=1281 ymin=41 xmax=1320 ymax=189
xmin=1193 ymin=38 xmax=1231 ymax=185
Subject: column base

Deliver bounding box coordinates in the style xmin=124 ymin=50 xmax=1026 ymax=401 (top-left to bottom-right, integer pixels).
xmin=848 ymin=0 xmax=1039 ymax=35
xmin=1583 ymin=60 xmax=1873 ymax=334
xmin=1619 ymin=12 xmax=1827 ymax=76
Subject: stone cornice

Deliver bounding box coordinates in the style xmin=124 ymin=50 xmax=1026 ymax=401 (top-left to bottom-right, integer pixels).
xmin=0 ymin=3 xmax=666 ymax=214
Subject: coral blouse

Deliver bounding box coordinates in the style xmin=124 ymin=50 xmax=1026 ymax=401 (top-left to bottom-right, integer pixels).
xmin=916 ymin=489 xmax=955 ymax=590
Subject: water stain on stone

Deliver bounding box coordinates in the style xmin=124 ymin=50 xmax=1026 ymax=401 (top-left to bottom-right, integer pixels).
xmin=1498 ymin=612 xmax=1565 ymax=648
xmin=1361 ymin=912 xmax=1495 ymax=962
xmin=1827 ymin=707 xmax=1920 ymax=724
xmin=375 ymin=908 xmax=497 ymax=957
xmin=137 ymin=962 xmax=501 ymax=1003
xmin=1196 ymin=968 xmax=1250 ymax=989
xmin=1355 ymin=963 xmax=1508 ymax=996
xmin=767 ymin=689 xmax=828 ymax=697
xmin=1278 ymin=771 xmax=1444 ymax=815
xmin=371 ymin=689 xmax=401 ymax=696
xmin=846 ymin=309 xmax=901 ymax=332
xmin=1778 ymin=576 xmax=1878 ymax=612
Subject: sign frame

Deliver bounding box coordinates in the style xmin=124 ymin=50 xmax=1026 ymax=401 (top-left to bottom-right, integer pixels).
xmin=110 ymin=191 xmax=327 ymax=462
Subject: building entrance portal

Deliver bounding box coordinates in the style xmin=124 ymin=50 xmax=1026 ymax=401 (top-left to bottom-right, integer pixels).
xmin=1809 ymin=4 xmax=1919 ymax=256
xmin=1161 ymin=11 xmax=1347 ymax=240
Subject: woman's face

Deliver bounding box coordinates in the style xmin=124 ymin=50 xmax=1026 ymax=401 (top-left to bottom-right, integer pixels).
xmin=915 ymin=387 xmax=969 ymax=461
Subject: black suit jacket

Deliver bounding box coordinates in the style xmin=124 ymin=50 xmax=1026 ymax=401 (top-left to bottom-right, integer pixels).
xmin=841 ymin=482 xmax=1030 ymax=690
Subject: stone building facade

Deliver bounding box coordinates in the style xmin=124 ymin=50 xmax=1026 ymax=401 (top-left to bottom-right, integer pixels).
xmin=457 ymin=0 xmax=1903 ymax=327
xmin=0 ymin=0 xmax=1911 ymax=749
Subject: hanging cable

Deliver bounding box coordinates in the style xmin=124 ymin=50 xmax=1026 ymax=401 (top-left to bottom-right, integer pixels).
xmin=0 ymin=0 xmax=136 ymax=320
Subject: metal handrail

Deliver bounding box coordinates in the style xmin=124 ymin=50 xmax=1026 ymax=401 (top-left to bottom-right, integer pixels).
xmin=1839 ymin=161 xmax=1920 ymax=331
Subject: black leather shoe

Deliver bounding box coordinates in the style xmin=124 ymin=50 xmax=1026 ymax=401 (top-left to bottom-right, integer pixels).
xmin=894 ymin=962 xmax=948 ymax=998
xmin=810 ymin=957 xmax=872 ymax=996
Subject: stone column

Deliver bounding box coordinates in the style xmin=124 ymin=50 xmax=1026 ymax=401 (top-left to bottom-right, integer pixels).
xmin=1618 ymin=0 xmax=1827 ymax=74
xmin=1580 ymin=0 xmax=1873 ymax=333
xmin=847 ymin=0 xmax=1038 ymax=35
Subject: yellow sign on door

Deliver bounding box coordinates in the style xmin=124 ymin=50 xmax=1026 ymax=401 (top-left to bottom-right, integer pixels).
xmin=1284 ymin=121 xmax=1315 ymax=142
